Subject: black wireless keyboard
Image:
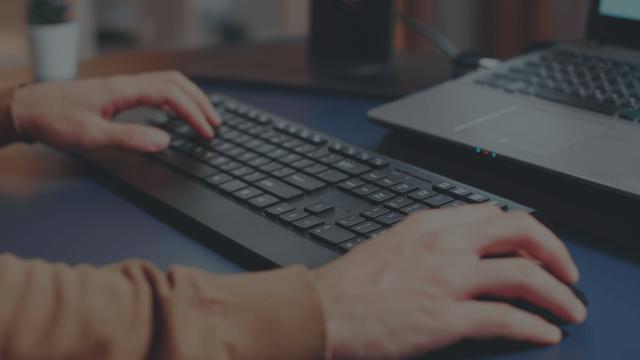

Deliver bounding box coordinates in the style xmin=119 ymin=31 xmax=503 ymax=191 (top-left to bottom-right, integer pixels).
xmin=476 ymin=48 xmax=640 ymax=121
xmin=85 ymin=94 xmax=538 ymax=268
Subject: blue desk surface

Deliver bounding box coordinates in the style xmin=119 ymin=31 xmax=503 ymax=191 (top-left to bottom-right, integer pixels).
xmin=0 ymin=84 xmax=639 ymax=360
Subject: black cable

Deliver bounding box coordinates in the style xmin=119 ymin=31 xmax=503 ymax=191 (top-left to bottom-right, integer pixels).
xmin=397 ymin=13 xmax=501 ymax=72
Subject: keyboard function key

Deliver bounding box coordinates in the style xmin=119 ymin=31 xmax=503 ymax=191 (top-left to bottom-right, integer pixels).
xmin=391 ymin=182 xmax=418 ymax=194
xmin=435 ymin=182 xmax=455 ymax=192
xmin=400 ymin=203 xmax=428 ymax=215
xmin=334 ymin=159 xmax=371 ymax=175
xmin=376 ymin=174 xmax=404 ymax=188
xmin=450 ymin=188 xmax=472 ymax=197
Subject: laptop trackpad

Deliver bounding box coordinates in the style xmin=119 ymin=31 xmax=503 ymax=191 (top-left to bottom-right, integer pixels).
xmin=454 ymin=105 xmax=607 ymax=156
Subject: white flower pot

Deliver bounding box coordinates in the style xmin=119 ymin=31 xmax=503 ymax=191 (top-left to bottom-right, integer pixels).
xmin=28 ymin=21 xmax=80 ymax=82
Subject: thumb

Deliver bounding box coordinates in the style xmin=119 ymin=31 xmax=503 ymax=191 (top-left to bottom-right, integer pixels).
xmin=101 ymin=122 xmax=171 ymax=153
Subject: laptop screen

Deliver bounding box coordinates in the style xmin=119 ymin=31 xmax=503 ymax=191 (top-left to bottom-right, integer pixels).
xmin=599 ymin=0 xmax=640 ymax=22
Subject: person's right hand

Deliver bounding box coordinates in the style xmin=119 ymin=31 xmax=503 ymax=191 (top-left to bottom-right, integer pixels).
xmin=312 ymin=205 xmax=587 ymax=359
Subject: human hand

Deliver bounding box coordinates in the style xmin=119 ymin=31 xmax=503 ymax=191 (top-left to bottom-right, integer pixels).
xmin=312 ymin=206 xmax=586 ymax=359
xmin=10 ymin=71 xmax=219 ymax=152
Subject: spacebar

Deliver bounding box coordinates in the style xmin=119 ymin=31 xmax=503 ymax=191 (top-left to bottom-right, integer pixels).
xmin=532 ymin=88 xmax=620 ymax=115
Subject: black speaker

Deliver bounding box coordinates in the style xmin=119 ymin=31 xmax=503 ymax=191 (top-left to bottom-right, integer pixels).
xmin=309 ymin=0 xmax=395 ymax=72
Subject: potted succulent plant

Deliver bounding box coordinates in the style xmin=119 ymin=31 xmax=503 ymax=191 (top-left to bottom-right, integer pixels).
xmin=28 ymin=0 xmax=79 ymax=81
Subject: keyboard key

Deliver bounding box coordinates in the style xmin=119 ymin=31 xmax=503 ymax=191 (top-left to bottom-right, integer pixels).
xmin=220 ymin=180 xmax=248 ymax=193
xmin=443 ymin=200 xmax=466 ymax=208
xmin=400 ymin=203 xmax=428 ymax=215
xmin=376 ymin=175 xmax=404 ymax=188
xmin=375 ymin=212 xmax=405 ymax=226
xmin=451 ymin=187 xmax=472 ymax=197
xmin=266 ymin=148 xmax=290 ymax=160
xmin=266 ymin=203 xmax=294 ymax=216
xmin=243 ymin=172 xmax=267 ymax=183
xmin=305 ymin=202 xmax=335 ymax=215
xmin=308 ymin=148 xmax=331 ymax=159
xmin=280 ymin=154 xmax=302 ymax=164
xmin=260 ymin=162 xmax=284 ymax=173
xmin=620 ymin=109 xmax=640 ymax=121
xmin=303 ymin=164 xmax=329 ymax=175
xmin=317 ymin=169 xmax=349 ymax=184
xmin=311 ymin=225 xmax=357 ymax=245
xmin=338 ymin=179 xmax=365 ymax=191
xmin=231 ymin=167 xmax=254 ymax=177
xmin=206 ymin=173 xmax=234 ymax=186
xmin=291 ymin=159 xmax=315 ymax=169
xmin=361 ymin=206 xmax=390 ymax=219
xmin=352 ymin=184 xmax=381 ymax=197
xmin=369 ymin=158 xmax=389 ymax=168
xmin=367 ymin=190 xmax=396 ymax=204
xmin=236 ymin=152 xmax=259 ymax=162
xmin=352 ymin=221 xmax=382 ymax=236
xmin=219 ymin=161 xmax=242 ymax=172
xmin=408 ymin=189 xmax=435 ymax=201
xmin=156 ymin=151 xmax=218 ymax=178
xmin=272 ymin=167 xmax=297 ymax=178
xmin=425 ymin=194 xmax=454 ymax=208
xmin=279 ymin=210 xmax=309 ymax=223
xmin=208 ymin=156 xmax=232 ymax=168
xmin=293 ymin=216 xmax=324 ymax=231
xmin=435 ymin=182 xmax=455 ymax=192
xmin=256 ymin=178 xmax=304 ymax=200
xmin=532 ymin=88 xmax=620 ymax=115
xmin=294 ymin=144 xmax=317 ymax=154
xmin=233 ymin=187 xmax=263 ymax=200
xmin=337 ymin=216 xmax=366 ymax=228
xmin=320 ymin=154 xmax=344 ymax=165
xmin=248 ymin=157 xmax=271 ymax=167
xmin=339 ymin=238 xmax=365 ymax=252
xmin=488 ymin=200 xmax=509 ymax=211
xmin=249 ymin=194 xmax=279 ymax=209
xmin=361 ymin=171 xmax=388 ymax=182
xmin=283 ymin=173 xmax=327 ymax=192
xmin=391 ymin=182 xmax=418 ymax=194
xmin=385 ymin=197 xmax=414 ymax=210
xmin=334 ymin=160 xmax=371 ymax=175
xmin=467 ymin=194 xmax=490 ymax=204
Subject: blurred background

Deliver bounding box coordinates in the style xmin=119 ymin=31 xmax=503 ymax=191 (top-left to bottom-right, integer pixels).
xmin=0 ymin=0 xmax=590 ymax=69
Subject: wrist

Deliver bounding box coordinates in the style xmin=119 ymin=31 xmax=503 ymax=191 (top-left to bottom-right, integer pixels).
xmin=0 ymin=84 xmax=33 ymax=146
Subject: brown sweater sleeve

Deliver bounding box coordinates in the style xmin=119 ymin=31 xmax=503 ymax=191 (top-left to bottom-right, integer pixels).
xmin=0 ymin=253 xmax=327 ymax=359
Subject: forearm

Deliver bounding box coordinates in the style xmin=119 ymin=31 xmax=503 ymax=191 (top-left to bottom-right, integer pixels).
xmin=0 ymin=85 xmax=25 ymax=147
xmin=0 ymin=253 xmax=327 ymax=359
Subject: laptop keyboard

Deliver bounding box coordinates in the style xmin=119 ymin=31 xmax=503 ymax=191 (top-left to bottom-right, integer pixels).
xmin=475 ymin=48 xmax=640 ymax=122
xmin=145 ymin=94 xmax=529 ymax=254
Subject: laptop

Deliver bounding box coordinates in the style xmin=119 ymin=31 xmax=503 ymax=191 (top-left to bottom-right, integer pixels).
xmin=369 ymin=0 xmax=640 ymax=200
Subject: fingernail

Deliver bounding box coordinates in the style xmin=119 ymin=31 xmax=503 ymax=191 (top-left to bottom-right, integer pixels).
xmin=547 ymin=327 xmax=563 ymax=344
xmin=149 ymin=131 xmax=170 ymax=150
xmin=574 ymin=303 xmax=588 ymax=323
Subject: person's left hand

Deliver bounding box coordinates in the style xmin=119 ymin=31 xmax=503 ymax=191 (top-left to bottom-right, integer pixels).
xmin=10 ymin=71 xmax=220 ymax=152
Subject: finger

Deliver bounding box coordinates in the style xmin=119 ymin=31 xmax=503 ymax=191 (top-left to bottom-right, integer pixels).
xmin=99 ymin=122 xmax=170 ymax=153
xmin=144 ymin=84 xmax=214 ymax=139
xmin=460 ymin=259 xmax=587 ymax=323
xmin=456 ymin=301 xmax=563 ymax=345
xmin=162 ymin=72 xmax=221 ymax=127
xmin=403 ymin=205 xmax=502 ymax=235
xmin=108 ymin=75 xmax=214 ymax=139
xmin=444 ymin=212 xmax=579 ymax=284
